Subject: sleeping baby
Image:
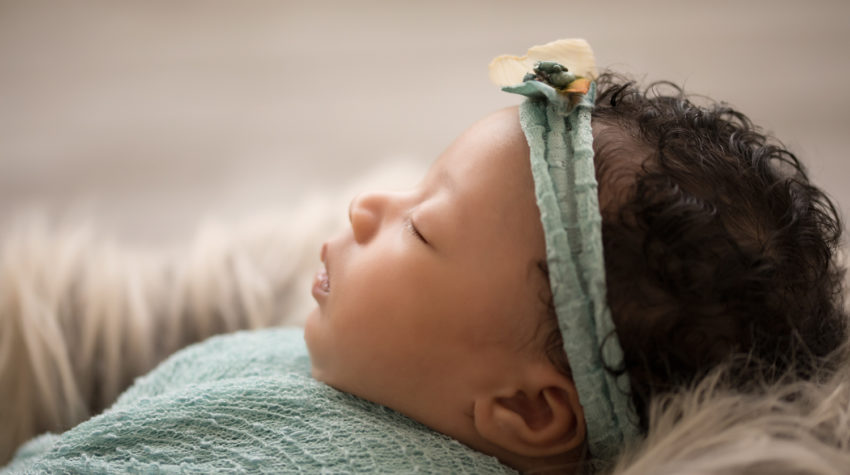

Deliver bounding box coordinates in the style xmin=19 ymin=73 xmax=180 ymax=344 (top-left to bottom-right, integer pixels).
xmin=3 ymin=39 xmax=846 ymax=474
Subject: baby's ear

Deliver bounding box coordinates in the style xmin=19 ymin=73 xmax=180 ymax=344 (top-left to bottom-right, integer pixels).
xmin=473 ymin=365 xmax=585 ymax=458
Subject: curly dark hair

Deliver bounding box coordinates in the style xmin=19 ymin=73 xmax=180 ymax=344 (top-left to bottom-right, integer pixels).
xmin=546 ymin=72 xmax=848 ymax=432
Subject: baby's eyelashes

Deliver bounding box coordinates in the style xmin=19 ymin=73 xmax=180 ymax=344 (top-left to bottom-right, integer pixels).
xmin=405 ymin=217 xmax=429 ymax=245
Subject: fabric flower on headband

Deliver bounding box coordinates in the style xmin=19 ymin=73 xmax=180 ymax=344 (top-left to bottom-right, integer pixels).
xmin=489 ymin=39 xmax=596 ymax=95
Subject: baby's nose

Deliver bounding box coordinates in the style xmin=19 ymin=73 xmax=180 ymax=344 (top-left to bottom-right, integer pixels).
xmin=348 ymin=192 xmax=385 ymax=244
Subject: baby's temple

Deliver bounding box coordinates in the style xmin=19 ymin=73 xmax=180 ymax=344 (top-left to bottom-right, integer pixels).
xmin=2 ymin=39 xmax=849 ymax=474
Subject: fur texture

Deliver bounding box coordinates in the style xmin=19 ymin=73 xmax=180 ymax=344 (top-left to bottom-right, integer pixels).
xmin=0 ymin=209 xmax=330 ymax=463
xmin=610 ymin=361 xmax=850 ymax=475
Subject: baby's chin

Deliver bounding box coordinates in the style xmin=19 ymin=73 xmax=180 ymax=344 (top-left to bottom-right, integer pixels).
xmin=302 ymin=306 xmax=347 ymax=389
xmin=302 ymin=307 xmax=323 ymax=369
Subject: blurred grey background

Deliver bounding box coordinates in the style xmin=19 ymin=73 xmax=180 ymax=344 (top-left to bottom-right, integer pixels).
xmin=1 ymin=0 xmax=849 ymax=245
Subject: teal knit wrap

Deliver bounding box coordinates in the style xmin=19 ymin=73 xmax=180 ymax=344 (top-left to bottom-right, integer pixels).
xmin=503 ymin=78 xmax=639 ymax=462
xmin=2 ymin=329 xmax=516 ymax=474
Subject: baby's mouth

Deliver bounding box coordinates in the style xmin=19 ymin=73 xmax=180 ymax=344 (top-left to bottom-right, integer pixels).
xmin=312 ymin=243 xmax=331 ymax=299
xmin=317 ymin=262 xmax=330 ymax=292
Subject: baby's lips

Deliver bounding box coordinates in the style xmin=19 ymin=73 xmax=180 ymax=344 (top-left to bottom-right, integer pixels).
xmin=311 ymin=241 xmax=332 ymax=300
xmin=312 ymin=265 xmax=330 ymax=300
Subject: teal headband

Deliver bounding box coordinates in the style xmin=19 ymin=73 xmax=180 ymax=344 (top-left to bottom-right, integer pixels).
xmin=491 ymin=41 xmax=639 ymax=463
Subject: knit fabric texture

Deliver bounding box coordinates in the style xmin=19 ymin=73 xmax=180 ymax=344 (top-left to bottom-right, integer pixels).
xmin=2 ymin=328 xmax=515 ymax=474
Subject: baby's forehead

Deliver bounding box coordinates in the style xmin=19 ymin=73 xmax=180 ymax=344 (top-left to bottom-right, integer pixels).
xmin=432 ymin=115 xmax=533 ymax=213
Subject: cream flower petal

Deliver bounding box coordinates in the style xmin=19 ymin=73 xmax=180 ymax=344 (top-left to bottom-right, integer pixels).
xmin=489 ymin=39 xmax=598 ymax=87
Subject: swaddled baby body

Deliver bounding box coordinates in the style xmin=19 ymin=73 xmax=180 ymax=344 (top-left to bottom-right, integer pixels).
xmin=3 ymin=329 xmax=514 ymax=473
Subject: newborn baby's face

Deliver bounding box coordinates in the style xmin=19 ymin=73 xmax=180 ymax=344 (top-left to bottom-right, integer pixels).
xmin=304 ymin=107 xmax=552 ymax=436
